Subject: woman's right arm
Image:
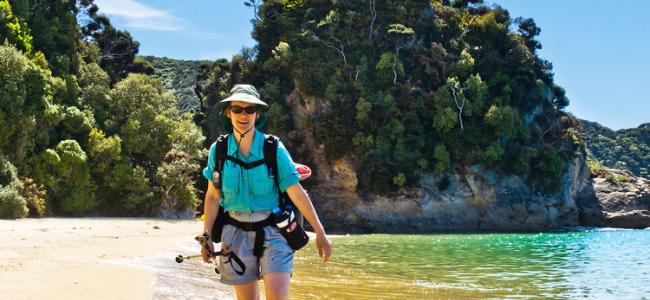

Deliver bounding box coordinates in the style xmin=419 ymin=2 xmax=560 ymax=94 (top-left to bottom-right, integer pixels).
xmin=201 ymin=181 xmax=221 ymax=261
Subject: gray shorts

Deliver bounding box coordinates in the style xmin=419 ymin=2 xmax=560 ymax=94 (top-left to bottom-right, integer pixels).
xmin=216 ymin=210 xmax=294 ymax=285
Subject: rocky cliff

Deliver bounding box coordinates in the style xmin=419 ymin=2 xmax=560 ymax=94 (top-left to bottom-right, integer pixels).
xmin=590 ymin=168 xmax=650 ymax=229
xmin=307 ymin=139 xmax=650 ymax=232
xmin=284 ymin=90 xmax=641 ymax=232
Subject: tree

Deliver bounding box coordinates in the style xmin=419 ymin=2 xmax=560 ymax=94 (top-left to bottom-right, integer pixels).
xmin=27 ymin=0 xmax=79 ymax=75
xmin=0 ymin=0 xmax=32 ymax=53
xmin=515 ymin=17 xmax=541 ymax=53
xmin=386 ymin=23 xmax=415 ymax=84
xmin=51 ymin=140 xmax=96 ymax=215
xmin=108 ymin=74 xmax=179 ymax=164
xmin=156 ymin=150 xmax=200 ymax=215
xmin=0 ymin=44 xmax=50 ymax=164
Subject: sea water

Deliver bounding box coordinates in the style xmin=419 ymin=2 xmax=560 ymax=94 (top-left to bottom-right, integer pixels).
xmin=116 ymin=228 xmax=650 ymax=299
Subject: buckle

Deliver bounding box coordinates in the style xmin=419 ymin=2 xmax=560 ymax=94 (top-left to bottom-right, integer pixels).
xmin=241 ymin=222 xmax=255 ymax=231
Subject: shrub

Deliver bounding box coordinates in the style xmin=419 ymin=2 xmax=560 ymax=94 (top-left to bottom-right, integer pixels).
xmin=20 ymin=177 xmax=46 ymax=217
xmin=0 ymin=155 xmax=27 ymax=218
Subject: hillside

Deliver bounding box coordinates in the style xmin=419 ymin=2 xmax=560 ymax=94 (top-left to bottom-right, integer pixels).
xmin=0 ymin=0 xmax=204 ymax=218
xmin=141 ymin=56 xmax=206 ymax=114
xmin=189 ymin=0 xmax=603 ymax=231
xmin=580 ymin=119 xmax=650 ymax=179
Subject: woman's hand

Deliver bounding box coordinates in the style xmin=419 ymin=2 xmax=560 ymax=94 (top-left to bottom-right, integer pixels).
xmin=316 ymin=231 xmax=332 ymax=263
xmin=201 ymin=237 xmax=215 ymax=263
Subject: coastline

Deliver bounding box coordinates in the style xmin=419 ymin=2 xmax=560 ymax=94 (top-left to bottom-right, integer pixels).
xmin=0 ymin=217 xmax=203 ymax=299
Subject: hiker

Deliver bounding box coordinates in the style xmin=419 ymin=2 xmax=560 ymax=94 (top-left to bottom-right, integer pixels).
xmin=200 ymin=84 xmax=332 ymax=300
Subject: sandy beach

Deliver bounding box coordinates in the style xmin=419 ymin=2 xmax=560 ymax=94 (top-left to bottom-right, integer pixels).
xmin=0 ymin=217 xmax=208 ymax=299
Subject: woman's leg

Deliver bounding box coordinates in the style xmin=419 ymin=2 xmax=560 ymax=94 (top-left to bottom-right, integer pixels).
xmin=234 ymin=280 xmax=259 ymax=300
xmin=263 ymin=272 xmax=291 ymax=300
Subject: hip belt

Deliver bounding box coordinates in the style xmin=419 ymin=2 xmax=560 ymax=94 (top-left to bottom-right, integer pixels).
xmin=223 ymin=212 xmax=275 ymax=258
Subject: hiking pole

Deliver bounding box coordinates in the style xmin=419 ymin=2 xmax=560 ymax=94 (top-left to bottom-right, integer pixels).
xmin=174 ymin=254 xmax=204 ymax=263
xmin=175 ymin=232 xmax=220 ymax=274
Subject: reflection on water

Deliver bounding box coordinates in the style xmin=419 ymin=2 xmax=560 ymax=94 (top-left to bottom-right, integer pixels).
xmin=117 ymin=229 xmax=650 ymax=299
xmin=291 ymin=229 xmax=650 ymax=299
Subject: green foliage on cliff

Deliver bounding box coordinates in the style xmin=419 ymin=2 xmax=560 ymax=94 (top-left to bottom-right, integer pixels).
xmin=580 ymin=120 xmax=650 ymax=179
xmin=195 ymin=0 xmax=579 ymax=193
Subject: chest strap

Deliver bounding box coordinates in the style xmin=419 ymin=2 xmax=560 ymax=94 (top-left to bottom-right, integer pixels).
xmin=224 ymin=155 xmax=266 ymax=170
xmin=224 ymin=212 xmax=276 ymax=258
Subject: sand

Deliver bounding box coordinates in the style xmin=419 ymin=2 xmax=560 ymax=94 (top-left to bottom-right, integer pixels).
xmin=0 ymin=217 xmax=206 ymax=299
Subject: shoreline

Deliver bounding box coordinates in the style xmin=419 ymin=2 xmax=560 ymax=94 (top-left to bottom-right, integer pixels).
xmin=2 ymin=218 xmax=648 ymax=299
xmin=0 ymin=217 xmax=204 ymax=299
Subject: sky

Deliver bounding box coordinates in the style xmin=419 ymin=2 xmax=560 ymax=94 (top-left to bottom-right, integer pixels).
xmin=94 ymin=0 xmax=650 ymax=130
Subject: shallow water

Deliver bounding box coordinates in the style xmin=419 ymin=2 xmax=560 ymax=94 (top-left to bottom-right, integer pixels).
xmin=118 ymin=228 xmax=650 ymax=299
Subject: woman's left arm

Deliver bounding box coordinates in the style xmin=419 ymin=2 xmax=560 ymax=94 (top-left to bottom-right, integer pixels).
xmin=285 ymin=183 xmax=332 ymax=263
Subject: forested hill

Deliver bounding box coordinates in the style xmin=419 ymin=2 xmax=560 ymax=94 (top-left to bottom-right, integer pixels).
xmin=580 ymin=119 xmax=650 ymax=179
xmin=195 ymin=0 xmax=579 ymax=195
xmin=2 ymin=0 xmax=640 ymax=227
xmin=141 ymin=56 xmax=206 ymax=114
xmin=0 ymin=0 xmax=205 ymax=218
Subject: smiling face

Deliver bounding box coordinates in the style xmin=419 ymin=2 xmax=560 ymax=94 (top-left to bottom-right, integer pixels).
xmin=226 ymin=101 xmax=259 ymax=133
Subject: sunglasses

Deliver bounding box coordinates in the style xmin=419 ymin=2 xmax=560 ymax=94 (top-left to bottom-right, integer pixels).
xmin=229 ymin=105 xmax=259 ymax=115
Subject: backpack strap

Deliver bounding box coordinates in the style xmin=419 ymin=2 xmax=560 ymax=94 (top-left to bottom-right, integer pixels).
xmin=263 ymin=134 xmax=305 ymax=227
xmin=263 ymin=135 xmax=285 ymax=207
xmin=213 ymin=134 xmax=230 ymax=189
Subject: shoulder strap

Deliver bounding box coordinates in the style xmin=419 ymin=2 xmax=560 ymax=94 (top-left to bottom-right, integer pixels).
xmin=263 ymin=134 xmax=285 ymax=207
xmin=213 ymin=134 xmax=229 ymax=189
xmin=263 ymin=134 xmax=304 ymax=226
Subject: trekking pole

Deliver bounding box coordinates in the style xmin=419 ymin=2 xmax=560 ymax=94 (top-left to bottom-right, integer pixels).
xmin=175 ymin=232 xmax=220 ymax=274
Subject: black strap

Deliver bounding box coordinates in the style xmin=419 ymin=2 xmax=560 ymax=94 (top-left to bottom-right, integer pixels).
xmin=263 ymin=135 xmax=304 ymax=226
xmin=263 ymin=135 xmax=287 ymax=208
xmin=222 ymin=250 xmax=246 ymax=276
xmin=214 ymin=134 xmax=229 ymax=189
xmin=224 ymin=213 xmax=275 ymax=258
xmin=224 ymin=155 xmax=266 ymax=170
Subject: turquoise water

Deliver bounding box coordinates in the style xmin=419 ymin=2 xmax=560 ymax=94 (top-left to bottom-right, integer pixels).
xmin=126 ymin=228 xmax=650 ymax=299
xmin=291 ymin=229 xmax=650 ymax=299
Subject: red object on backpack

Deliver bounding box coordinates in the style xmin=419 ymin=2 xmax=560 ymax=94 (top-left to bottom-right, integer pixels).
xmin=295 ymin=163 xmax=312 ymax=181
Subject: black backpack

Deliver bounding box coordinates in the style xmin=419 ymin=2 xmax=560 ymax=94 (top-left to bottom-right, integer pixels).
xmin=210 ymin=134 xmax=304 ymax=242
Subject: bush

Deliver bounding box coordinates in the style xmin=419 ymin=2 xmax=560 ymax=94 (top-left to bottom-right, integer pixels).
xmin=156 ymin=150 xmax=200 ymax=214
xmin=0 ymin=187 xmax=27 ymax=218
xmin=0 ymin=155 xmax=27 ymax=218
xmin=52 ymin=140 xmax=97 ymax=215
xmin=20 ymin=177 xmax=46 ymax=217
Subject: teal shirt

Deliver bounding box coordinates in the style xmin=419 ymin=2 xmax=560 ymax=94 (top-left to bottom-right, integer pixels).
xmin=202 ymin=129 xmax=301 ymax=213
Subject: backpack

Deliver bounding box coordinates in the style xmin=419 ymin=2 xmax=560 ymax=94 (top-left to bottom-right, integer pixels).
xmin=212 ymin=133 xmax=296 ymax=211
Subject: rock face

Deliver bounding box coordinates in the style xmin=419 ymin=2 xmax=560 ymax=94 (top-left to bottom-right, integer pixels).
xmin=304 ymin=149 xmax=602 ymax=232
xmin=286 ymin=91 xmax=646 ymax=232
xmin=591 ymin=168 xmax=650 ymax=229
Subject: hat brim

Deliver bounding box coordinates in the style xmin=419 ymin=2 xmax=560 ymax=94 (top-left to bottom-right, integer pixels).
xmin=220 ymin=93 xmax=268 ymax=107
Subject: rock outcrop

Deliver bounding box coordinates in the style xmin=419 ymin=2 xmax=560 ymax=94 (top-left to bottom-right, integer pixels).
xmin=311 ymin=159 xmax=587 ymax=232
xmin=287 ymin=91 xmax=647 ymax=232
xmin=591 ymin=168 xmax=650 ymax=229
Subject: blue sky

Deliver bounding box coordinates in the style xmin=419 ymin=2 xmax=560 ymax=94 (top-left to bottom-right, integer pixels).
xmin=95 ymin=0 xmax=649 ymax=130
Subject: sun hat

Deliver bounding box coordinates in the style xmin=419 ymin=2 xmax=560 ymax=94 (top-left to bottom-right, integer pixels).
xmin=219 ymin=84 xmax=268 ymax=107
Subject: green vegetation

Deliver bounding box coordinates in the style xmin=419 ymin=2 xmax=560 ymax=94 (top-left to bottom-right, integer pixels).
xmin=141 ymin=56 xmax=207 ymax=114
xmin=5 ymin=0 xmax=641 ymax=218
xmin=196 ymin=0 xmax=579 ymax=193
xmin=0 ymin=0 xmax=204 ymax=218
xmin=580 ymin=119 xmax=649 ymax=179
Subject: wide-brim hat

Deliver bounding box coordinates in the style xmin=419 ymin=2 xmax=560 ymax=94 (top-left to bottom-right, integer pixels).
xmin=219 ymin=84 xmax=268 ymax=107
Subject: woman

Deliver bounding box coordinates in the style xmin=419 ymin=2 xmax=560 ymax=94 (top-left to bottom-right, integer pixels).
xmin=201 ymin=84 xmax=332 ymax=300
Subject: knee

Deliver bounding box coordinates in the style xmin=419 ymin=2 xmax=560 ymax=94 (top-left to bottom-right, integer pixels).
xmin=264 ymin=272 xmax=290 ymax=300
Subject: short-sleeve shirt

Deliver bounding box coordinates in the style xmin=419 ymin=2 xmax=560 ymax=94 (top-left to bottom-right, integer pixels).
xmin=202 ymin=128 xmax=301 ymax=213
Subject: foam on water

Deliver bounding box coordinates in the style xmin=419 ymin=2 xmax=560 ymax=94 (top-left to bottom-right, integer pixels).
xmin=110 ymin=239 xmax=234 ymax=299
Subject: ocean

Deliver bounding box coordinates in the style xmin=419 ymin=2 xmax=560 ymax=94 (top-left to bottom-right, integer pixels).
xmin=116 ymin=228 xmax=650 ymax=299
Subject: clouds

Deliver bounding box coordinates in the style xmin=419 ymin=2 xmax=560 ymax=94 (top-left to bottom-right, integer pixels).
xmin=96 ymin=0 xmax=184 ymax=31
